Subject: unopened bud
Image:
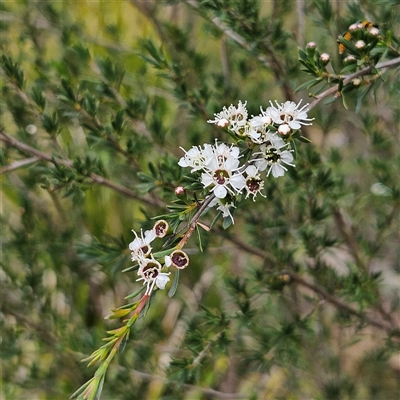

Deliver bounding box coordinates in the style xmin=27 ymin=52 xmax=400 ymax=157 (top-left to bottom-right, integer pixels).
xmin=216 ymin=118 xmax=229 ymax=128
xmin=355 ymin=40 xmax=366 ymax=49
xmin=319 ymin=53 xmax=330 ymax=65
xmin=344 ymin=55 xmax=356 ymax=64
xmin=348 ymin=23 xmax=358 ymax=32
xmin=306 ymin=41 xmax=317 ymax=56
xmin=368 ymin=27 xmax=379 ymax=36
xmin=175 ymin=186 xmax=185 ymax=196
xmin=352 ymin=78 xmax=361 ymax=86
xmin=153 ymin=220 xmax=169 ymax=238
xmin=26 ymin=124 xmax=37 ymax=135
xmin=278 ymin=123 xmax=291 ymax=135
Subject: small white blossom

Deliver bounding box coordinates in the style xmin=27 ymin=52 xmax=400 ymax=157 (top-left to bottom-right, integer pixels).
xmin=246 ymin=114 xmax=272 ymax=143
xmin=136 ymin=257 xmax=170 ymax=295
xmin=207 ymin=101 xmax=248 ymax=131
xmin=264 ymin=100 xmax=314 ymax=131
xmin=201 ymin=143 xmax=245 ymax=198
xmin=243 ymin=165 xmax=265 ymax=201
xmin=129 ymin=229 xmax=157 ymax=262
xmin=178 ymin=144 xmax=213 ymax=172
xmin=253 ymin=134 xmax=295 ymax=178
xmin=208 ymin=197 xmax=236 ymax=224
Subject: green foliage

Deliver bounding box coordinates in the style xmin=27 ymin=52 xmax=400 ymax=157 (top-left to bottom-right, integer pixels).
xmin=1 ymin=1 xmax=399 ymax=400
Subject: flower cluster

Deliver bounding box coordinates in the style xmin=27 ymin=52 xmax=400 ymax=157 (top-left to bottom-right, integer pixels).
xmin=208 ymin=99 xmax=313 ymax=142
xmin=179 ymin=100 xmax=312 ymax=223
xmin=129 ymin=220 xmax=189 ymax=295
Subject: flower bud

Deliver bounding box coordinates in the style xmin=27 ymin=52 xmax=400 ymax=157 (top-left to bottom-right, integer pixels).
xmin=216 ymin=118 xmax=229 ymax=128
xmin=368 ymin=27 xmax=379 ymax=36
xmin=174 ymin=186 xmax=185 ymax=196
xmin=319 ymin=53 xmax=330 ymax=66
xmin=348 ymin=23 xmax=358 ymax=32
xmin=352 ymin=78 xmax=361 ymax=86
xmin=26 ymin=124 xmax=37 ymax=135
xmin=278 ymin=123 xmax=291 ymax=136
xmin=306 ymin=41 xmax=317 ymax=56
xmin=355 ymin=40 xmax=365 ymax=49
xmin=153 ymin=220 xmax=169 ymax=238
xmin=344 ymin=55 xmax=356 ymax=64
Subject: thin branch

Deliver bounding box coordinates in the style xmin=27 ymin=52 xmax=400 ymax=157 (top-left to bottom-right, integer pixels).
xmin=219 ymin=231 xmax=400 ymax=337
xmin=308 ymin=57 xmax=400 ymax=111
xmin=0 ymin=156 xmax=40 ymax=174
xmin=0 ymin=130 xmax=164 ymax=207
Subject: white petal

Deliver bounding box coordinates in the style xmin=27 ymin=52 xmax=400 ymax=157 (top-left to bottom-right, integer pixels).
xmin=214 ymin=185 xmax=228 ymax=198
xmin=280 ymin=151 xmax=294 ymax=164
xmin=271 ymin=164 xmax=286 ymax=178
xmin=201 ymin=173 xmax=214 ymax=187
xmin=156 ymin=273 xmax=170 ymax=290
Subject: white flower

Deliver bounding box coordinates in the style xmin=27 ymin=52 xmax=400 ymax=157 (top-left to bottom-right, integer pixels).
xmin=208 ymin=197 xmax=236 ymax=224
xmin=243 ymin=165 xmax=265 ymax=200
xmin=178 ymin=144 xmax=212 ymax=172
xmin=246 ymin=115 xmax=272 ymax=143
xmin=205 ymin=142 xmax=240 ymax=170
xmin=264 ymin=100 xmax=314 ymax=130
xmin=201 ymin=143 xmax=245 ymax=198
xmin=136 ymin=257 xmax=170 ymax=295
xmin=253 ymin=134 xmax=295 ymax=178
xmin=129 ymin=229 xmax=157 ymax=262
xmin=208 ymin=101 xmax=248 ymax=131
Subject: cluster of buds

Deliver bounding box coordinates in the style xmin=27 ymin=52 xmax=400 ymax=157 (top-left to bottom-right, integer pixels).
xmin=178 ymin=100 xmax=313 ymax=223
xmin=338 ymin=21 xmax=380 ymax=58
xmin=129 ymin=220 xmax=189 ymax=295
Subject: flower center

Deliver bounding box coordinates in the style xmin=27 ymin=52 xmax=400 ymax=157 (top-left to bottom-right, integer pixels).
xmin=142 ymin=263 xmax=160 ymax=279
xmin=265 ymin=147 xmax=280 ymax=163
xmin=247 ymin=178 xmax=261 ymax=192
xmin=214 ymin=169 xmax=229 ymax=185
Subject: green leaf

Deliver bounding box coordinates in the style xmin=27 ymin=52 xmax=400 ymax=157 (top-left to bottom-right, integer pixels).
xmin=295 ymin=78 xmax=322 ymax=92
xmin=69 ymin=377 xmax=94 ymax=399
xmin=222 ymin=216 xmax=233 ymax=229
xmin=168 ymin=269 xmax=180 ymax=298
xmin=196 ymin=224 xmax=203 ymax=252
xmin=124 ymin=286 xmax=145 ymax=299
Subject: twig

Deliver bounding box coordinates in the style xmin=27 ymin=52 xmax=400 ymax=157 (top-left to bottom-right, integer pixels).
xmin=0 ymin=156 xmax=40 ymax=173
xmin=177 ymin=194 xmax=216 ymax=249
xmin=0 ymin=130 xmax=164 ymax=207
xmin=219 ymin=231 xmax=400 ymax=337
xmin=307 ymin=57 xmax=400 ymax=111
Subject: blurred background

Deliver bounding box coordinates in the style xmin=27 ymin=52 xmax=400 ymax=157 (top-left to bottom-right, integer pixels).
xmin=1 ymin=1 xmax=399 ymax=399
